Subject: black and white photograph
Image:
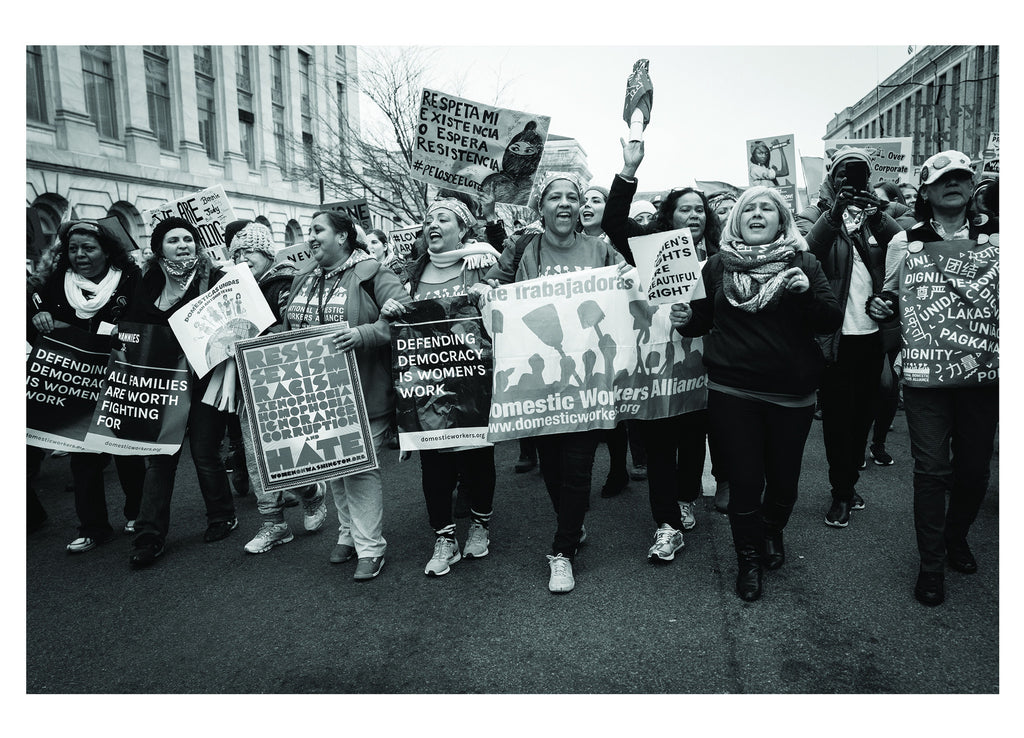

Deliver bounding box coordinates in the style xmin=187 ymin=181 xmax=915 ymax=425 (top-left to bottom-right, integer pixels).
xmin=16 ymin=7 xmax=1015 ymax=733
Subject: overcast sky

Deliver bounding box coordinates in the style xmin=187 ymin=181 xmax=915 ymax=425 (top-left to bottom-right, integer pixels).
xmin=390 ymin=45 xmax=915 ymax=193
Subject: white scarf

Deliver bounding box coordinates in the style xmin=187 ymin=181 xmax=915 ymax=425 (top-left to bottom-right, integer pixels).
xmin=428 ymin=242 xmax=500 ymax=270
xmin=64 ymin=267 xmax=122 ymax=319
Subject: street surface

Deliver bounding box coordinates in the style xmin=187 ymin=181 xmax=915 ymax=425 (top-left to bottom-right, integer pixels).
xmin=25 ymin=408 xmax=998 ymax=695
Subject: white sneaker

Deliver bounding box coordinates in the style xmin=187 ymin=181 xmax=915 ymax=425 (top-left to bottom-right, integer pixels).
xmin=302 ymin=482 xmax=328 ymax=532
xmin=547 ymin=554 xmax=575 ymax=593
xmin=463 ymin=522 xmax=490 ymax=558
xmin=424 ymin=536 xmax=461 ymax=576
xmin=678 ymin=501 xmax=697 ymax=531
xmin=244 ymin=521 xmax=294 ymax=554
xmin=123 ymin=519 xmax=136 ymax=534
xmin=647 ymin=523 xmax=685 ymax=562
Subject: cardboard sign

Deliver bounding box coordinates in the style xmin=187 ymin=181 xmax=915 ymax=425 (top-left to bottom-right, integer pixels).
xmin=142 ymin=184 xmax=235 ymax=262
xmin=26 ymin=327 xmax=111 ymax=452
xmin=168 ymin=263 xmax=276 ymax=378
xmin=412 ymin=88 xmax=551 ymax=206
xmin=322 ymin=198 xmax=373 ymax=231
xmin=235 ymin=323 xmax=378 ymax=491
xmin=274 ymin=243 xmax=318 ymax=275
xmin=899 ymin=237 xmax=999 ymax=388
xmin=391 ymin=295 xmax=493 ymax=451
xmin=481 ymin=266 xmax=707 ymax=442
xmin=388 ymin=225 xmax=421 ymax=259
xmin=84 ymin=323 xmax=191 ymax=455
xmin=627 ymin=228 xmax=704 ymax=305
xmin=824 ymin=137 xmax=914 ymax=185
xmin=746 ymin=134 xmax=797 ymax=212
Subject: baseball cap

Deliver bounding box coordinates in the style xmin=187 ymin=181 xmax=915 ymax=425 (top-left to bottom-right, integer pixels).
xmin=920 ymin=150 xmax=974 ymax=186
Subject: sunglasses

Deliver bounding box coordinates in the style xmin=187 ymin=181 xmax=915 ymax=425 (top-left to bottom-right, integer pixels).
xmin=67 ymin=221 xmax=100 ymax=234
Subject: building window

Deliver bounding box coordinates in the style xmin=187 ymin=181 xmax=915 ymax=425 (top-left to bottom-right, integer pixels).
xmin=194 ymin=46 xmax=218 ymax=160
xmin=270 ymin=46 xmax=287 ymax=171
xmin=81 ymin=46 xmax=118 ymax=138
xmin=144 ymin=47 xmax=173 ymax=151
xmin=949 ymin=64 xmax=962 ymax=150
xmin=27 ymin=46 xmax=47 ymax=124
xmin=236 ymin=46 xmax=256 ymax=168
xmin=986 ymin=46 xmax=998 ymax=137
xmin=303 ymin=132 xmax=314 ymax=171
xmin=285 ymin=220 xmax=302 ymax=246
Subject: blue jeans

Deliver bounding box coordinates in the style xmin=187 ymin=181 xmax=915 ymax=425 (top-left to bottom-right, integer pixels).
xmin=534 ymin=430 xmax=601 ymax=559
xmin=238 ymin=404 xmax=319 ymax=523
xmin=133 ymin=398 xmax=236 ymax=545
xmin=904 ymin=384 xmax=999 ymax=572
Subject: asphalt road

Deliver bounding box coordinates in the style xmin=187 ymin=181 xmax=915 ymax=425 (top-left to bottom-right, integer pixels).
xmin=25 ymin=408 xmax=999 ymax=695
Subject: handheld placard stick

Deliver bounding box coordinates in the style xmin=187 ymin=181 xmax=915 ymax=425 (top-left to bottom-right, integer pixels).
xmin=623 ymin=59 xmax=654 ymax=142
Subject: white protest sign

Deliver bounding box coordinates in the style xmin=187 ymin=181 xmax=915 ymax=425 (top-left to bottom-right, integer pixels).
xmin=628 ymin=228 xmax=705 ymax=305
xmin=824 ymin=137 xmax=914 ymax=185
xmin=142 ymin=184 xmax=236 ymax=262
xmin=388 ymin=225 xmax=420 ymax=259
xmin=412 ymin=88 xmax=551 ymax=206
xmin=275 ymin=243 xmax=317 ymax=275
xmin=168 ymin=262 xmax=275 ymax=377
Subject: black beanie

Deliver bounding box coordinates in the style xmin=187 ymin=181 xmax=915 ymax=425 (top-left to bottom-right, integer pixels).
xmin=150 ymin=217 xmax=201 ymax=257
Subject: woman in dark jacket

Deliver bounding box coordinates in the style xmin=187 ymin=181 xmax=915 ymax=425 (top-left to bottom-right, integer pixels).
xmin=600 ymin=138 xmax=720 ymax=558
xmin=795 ymin=147 xmax=903 ymax=529
xmin=674 ymin=186 xmax=843 ymax=601
xmin=124 ymin=217 xmax=238 ymax=568
xmin=29 ymin=220 xmax=145 ymax=553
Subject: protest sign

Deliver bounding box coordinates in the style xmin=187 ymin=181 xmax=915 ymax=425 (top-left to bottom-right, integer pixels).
xmin=388 ymin=225 xmax=421 ymax=260
xmin=628 ymin=228 xmax=704 ymax=305
xmin=235 ymin=324 xmax=378 ymax=491
xmin=481 ymin=266 xmax=707 ymax=442
xmin=84 ymin=322 xmax=191 ymax=455
xmin=391 ymin=295 xmax=492 ymax=451
xmin=27 ymin=327 xmax=111 ymax=452
xmin=274 ymin=243 xmax=317 ymax=274
xmin=168 ymin=262 xmax=275 ymax=378
xmin=899 ymin=237 xmax=999 ymax=388
xmin=746 ymin=134 xmax=797 ymax=211
xmin=824 ymin=137 xmax=914 ymax=185
xmin=800 ymin=156 xmax=825 ymax=202
xmin=142 ymin=184 xmax=235 ymax=262
xmin=322 ymin=198 xmax=373 ymax=231
xmin=412 ymin=88 xmax=551 ymax=206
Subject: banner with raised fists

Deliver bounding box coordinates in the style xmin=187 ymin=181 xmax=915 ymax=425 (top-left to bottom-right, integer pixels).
xmin=481 ymin=266 xmax=707 ymax=442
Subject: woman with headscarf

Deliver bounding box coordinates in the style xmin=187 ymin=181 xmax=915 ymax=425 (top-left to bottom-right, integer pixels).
xmin=601 ymin=139 xmax=720 ymax=554
xmin=280 ymin=211 xmax=410 ymax=581
xmin=28 ymin=220 xmax=145 ymax=553
xmin=474 ymin=172 xmax=626 ymax=594
xmin=673 ymin=186 xmax=843 ymax=601
xmin=380 ymin=198 xmax=500 ymax=577
xmin=124 ymin=217 xmax=239 ymax=568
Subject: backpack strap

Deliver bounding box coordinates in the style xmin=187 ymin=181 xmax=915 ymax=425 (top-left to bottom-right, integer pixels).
xmin=510 ymin=232 xmax=539 ymax=278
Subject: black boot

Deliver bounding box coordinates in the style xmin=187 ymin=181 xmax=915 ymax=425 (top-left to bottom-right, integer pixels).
xmin=731 ymin=510 xmax=763 ymax=602
xmin=761 ymin=501 xmax=793 ymax=571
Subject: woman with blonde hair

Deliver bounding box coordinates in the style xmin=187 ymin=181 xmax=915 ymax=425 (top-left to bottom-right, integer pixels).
xmin=673 ymin=186 xmax=842 ymax=601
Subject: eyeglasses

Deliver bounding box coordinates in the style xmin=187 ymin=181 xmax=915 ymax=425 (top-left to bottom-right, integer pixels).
xmin=67 ymin=221 xmax=100 ymax=234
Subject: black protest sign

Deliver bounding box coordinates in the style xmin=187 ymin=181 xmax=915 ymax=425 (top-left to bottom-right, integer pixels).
xmin=26 ymin=327 xmax=111 ymax=452
xmin=391 ymin=295 xmax=493 ymax=450
xmin=84 ymin=322 xmax=191 ymax=455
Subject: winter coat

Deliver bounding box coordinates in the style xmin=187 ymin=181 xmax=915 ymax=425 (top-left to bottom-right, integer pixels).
xmin=678 ymin=250 xmax=843 ymax=396
xmin=795 ymin=153 xmax=903 ymax=363
xmin=281 ymin=252 xmax=411 ymax=422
